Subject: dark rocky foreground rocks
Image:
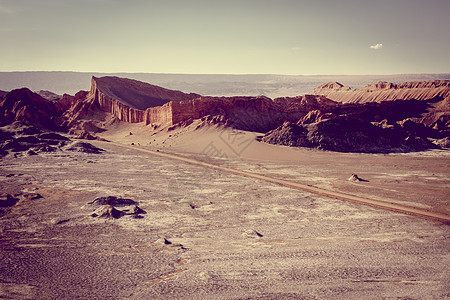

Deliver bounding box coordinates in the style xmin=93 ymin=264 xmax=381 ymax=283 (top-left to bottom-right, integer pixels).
xmin=0 ymin=192 xmax=43 ymax=218
xmin=0 ymin=122 xmax=104 ymax=157
xmin=262 ymin=117 xmax=438 ymax=153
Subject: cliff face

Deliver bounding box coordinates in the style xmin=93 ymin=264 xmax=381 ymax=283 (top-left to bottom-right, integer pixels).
xmin=70 ymin=76 xmax=450 ymax=134
xmin=93 ymin=88 xmax=145 ymax=123
xmin=65 ymin=76 xmax=338 ymax=132
xmin=79 ymin=76 xmax=203 ymax=125
xmin=149 ymin=95 xmax=337 ymax=132
xmin=311 ymin=80 xmax=450 ymax=103
xmin=91 ymin=76 xmax=201 ymax=110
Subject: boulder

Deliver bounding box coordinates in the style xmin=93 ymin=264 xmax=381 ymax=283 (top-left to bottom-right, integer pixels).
xmin=88 ymin=196 xmax=137 ymax=207
xmin=242 ymin=229 xmax=263 ymax=238
xmin=91 ymin=205 xmax=125 ymax=219
xmin=0 ymin=194 xmax=19 ymax=207
xmin=348 ymin=174 xmax=368 ymax=182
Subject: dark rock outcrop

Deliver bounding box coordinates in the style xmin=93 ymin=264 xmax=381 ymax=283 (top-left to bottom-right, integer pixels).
xmin=38 ymin=132 xmax=70 ymax=141
xmin=65 ymin=141 xmax=104 ymax=154
xmin=88 ymin=196 xmax=144 ymax=219
xmin=0 ymin=194 xmax=19 ymax=207
xmin=0 ymin=88 xmax=64 ymax=131
xmin=91 ymin=205 xmax=125 ymax=219
xmin=262 ymin=117 xmax=436 ymax=153
xmin=348 ymin=174 xmax=368 ymax=182
xmin=0 ymin=125 xmax=71 ymax=156
xmin=89 ymin=196 xmax=137 ymax=207
xmin=261 ymin=121 xmax=310 ymax=147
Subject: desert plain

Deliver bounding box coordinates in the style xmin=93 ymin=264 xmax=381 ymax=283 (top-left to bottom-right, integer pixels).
xmin=1 ymin=120 xmax=449 ymax=299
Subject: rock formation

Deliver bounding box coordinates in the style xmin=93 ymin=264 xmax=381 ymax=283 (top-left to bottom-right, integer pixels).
xmin=1 ymin=76 xmax=449 ymax=153
xmin=91 ymin=205 xmax=125 ymax=219
xmin=64 ymin=77 xmax=339 ymax=133
xmin=92 ymin=76 xmax=201 ymax=110
xmin=88 ymin=196 xmax=144 ymax=219
xmin=311 ymin=80 xmax=450 ymax=103
xmin=65 ymin=141 xmax=104 ymax=154
xmin=0 ymin=88 xmax=64 ymax=131
xmin=61 ymin=76 xmax=202 ymax=127
xmin=88 ymin=196 xmax=137 ymax=207
xmin=262 ymin=117 xmax=436 ymax=153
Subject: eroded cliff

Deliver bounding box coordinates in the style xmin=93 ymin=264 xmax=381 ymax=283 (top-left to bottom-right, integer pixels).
xmin=311 ymin=80 xmax=450 ymax=103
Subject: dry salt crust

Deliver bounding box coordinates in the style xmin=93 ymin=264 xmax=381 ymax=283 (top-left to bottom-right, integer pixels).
xmin=0 ymin=139 xmax=449 ymax=299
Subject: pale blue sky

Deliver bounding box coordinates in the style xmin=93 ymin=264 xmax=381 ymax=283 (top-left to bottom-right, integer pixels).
xmin=1 ymin=0 xmax=449 ymax=74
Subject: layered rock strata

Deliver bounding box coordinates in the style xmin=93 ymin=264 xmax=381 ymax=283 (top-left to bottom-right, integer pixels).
xmin=312 ymin=80 xmax=450 ymax=103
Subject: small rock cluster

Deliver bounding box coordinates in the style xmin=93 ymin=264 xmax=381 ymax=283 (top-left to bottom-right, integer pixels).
xmin=89 ymin=196 xmax=146 ymax=219
xmin=0 ymin=191 xmax=43 ymax=217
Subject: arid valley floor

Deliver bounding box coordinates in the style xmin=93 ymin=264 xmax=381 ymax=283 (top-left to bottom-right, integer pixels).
xmin=1 ymin=126 xmax=449 ymax=299
xmin=1 ymin=75 xmax=450 ymax=299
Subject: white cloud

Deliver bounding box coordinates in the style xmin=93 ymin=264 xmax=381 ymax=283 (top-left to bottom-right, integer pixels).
xmin=291 ymin=46 xmax=301 ymax=51
xmin=370 ymin=43 xmax=383 ymax=50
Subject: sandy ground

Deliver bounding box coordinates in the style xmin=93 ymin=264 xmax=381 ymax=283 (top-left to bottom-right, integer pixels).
xmin=100 ymin=121 xmax=450 ymax=215
xmin=1 ymin=123 xmax=449 ymax=299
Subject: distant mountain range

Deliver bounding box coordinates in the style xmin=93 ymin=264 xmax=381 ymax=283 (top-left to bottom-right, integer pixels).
xmin=1 ymin=71 xmax=449 ymax=98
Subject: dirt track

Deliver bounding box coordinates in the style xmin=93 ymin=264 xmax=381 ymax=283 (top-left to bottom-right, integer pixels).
xmin=114 ymin=142 xmax=450 ymax=224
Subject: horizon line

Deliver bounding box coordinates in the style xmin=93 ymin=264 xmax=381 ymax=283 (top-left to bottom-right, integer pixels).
xmin=1 ymin=70 xmax=450 ymax=77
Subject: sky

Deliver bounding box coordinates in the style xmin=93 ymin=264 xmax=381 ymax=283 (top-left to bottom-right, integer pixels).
xmin=0 ymin=0 xmax=449 ymax=75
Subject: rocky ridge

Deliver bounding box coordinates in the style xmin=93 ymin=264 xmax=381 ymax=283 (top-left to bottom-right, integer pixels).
xmin=1 ymin=76 xmax=450 ymax=153
xmin=0 ymin=88 xmax=64 ymax=131
xmin=63 ymin=77 xmax=339 ymax=133
xmin=311 ymin=80 xmax=450 ymax=103
xmin=262 ymin=117 xmax=436 ymax=153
